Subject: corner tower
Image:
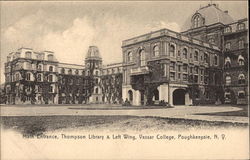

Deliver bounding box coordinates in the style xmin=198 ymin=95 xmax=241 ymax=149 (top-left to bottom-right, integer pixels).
xmin=85 ymin=46 xmax=103 ymax=103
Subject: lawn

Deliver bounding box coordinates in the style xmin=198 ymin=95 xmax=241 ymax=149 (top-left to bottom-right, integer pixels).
xmin=1 ymin=115 xmax=248 ymax=136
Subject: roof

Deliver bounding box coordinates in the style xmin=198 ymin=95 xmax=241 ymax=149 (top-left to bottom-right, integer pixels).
xmin=181 ymin=4 xmax=234 ymax=31
xmin=85 ymin=46 xmax=102 ymax=60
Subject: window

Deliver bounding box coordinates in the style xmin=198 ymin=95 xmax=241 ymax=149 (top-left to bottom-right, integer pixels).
xmin=95 ymin=88 xmax=99 ymax=94
xmin=225 ymin=76 xmax=231 ymax=85
xmin=59 ymin=69 xmax=65 ymax=75
xmin=38 ymin=86 xmax=42 ymax=93
xmin=170 ymin=44 xmax=175 ymax=57
xmin=153 ymin=45 xmax=159 ymax=57
xmin=26 ymin=73 xmax=31 ymax=81
xmin=178 ymin=73 xmax=181 ymax=79
xmin=193 ymin=15 xmax=200 ymax=28
xmin=47 ymin=54 xmax=53 ymax=61
xmin=204 ymin=53 xmax=208 ymax=63
xmin=239 ymin=40 xmax=244 ymax=49
xmin=95 ymin=79 xmax=98 ymax=84
xmin=238 ymin=55 xmax=244 ymax=66
xmin=26 ymin=62 xmax=32 ymax=69
xmin=37 ymin=74 xmax=42 ymax=82
xmin=82 ymin=70 xmax=85 ymax=76
xmin=128 ymin=51 xmax=132 ymax=62
xmin=237 ymin=23 xmax=245 ymax=31
xmin=25 ymin=52 xmax=32 ymax=59
xmin=225 ymin=57 xmax=231 ymax=68
xmin=68 ymin=69 xmax=72 ymax=75
xmin=238 ymin=74 xmax=245 ymax=84
xmin=194 ymin=51 xmax=198 ymax=61
xmin=190 ymin=52 xmax=192 ymax=59
xmin=163 ymin=64 xmax=167 ymax=77
xmin=190 ymin=67 xmax=193 ymax=74
xmin=139 ymin=49 xmax=146 ymax=66
xmin=95 ymin=70 xmax=99 ymax=76
xmin=49 ymin=66 xmax=53 ymax=72
xmin=208 ymin=38 xmax=215 ymax=44
xmin=37 ymin=54 xmax=43 ymax=60
xmin=214 ymin=55 xmax=218 ymax=66
xmin=194 ymin=75 xmax=198 ymax=83
xmin=96 ymin=97 xmax=99 ymax=102
xmin=183 ymin=64 xmax=188 ymax=73
xmin=183 ymin=74 xmax=188 ymax=81
xmin=225 ymin=42 xmax=231 ymax=50
xmin=182 ymin=48 xmax=187 ymax=59
xmin=48 ymin=75 xmax=53 ymax=82
xmin=238 ymin=91 xmax=245 ymax=99
xmin=170 ymin=62 xmax=175 ymax=70
xmin=178 ymin=65 xmax=181 ymax=72
xmin=49 ymin=86 xmax=53 ymax=93
xmin=15 ymin=73 xmax=20 ymax=81
xmin=170 ymin=72 xmax=175 ymax=81
xmin=224 ymin=26 xmax=232 ymax=33
xmin=194 ymin=66 xmax=198 ymax=74
xmin=75 ymin=70 xmax=79 ymax=75
xmin=37 ymin=64 xmax=42 ymax=71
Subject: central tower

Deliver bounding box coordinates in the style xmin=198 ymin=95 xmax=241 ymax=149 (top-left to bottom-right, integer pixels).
xmin=85 ymin=46 xmax=103 ymax=103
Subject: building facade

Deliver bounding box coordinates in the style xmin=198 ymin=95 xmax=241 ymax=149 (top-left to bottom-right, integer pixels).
xmin=3 ymin=4 xmax=248 ymax=106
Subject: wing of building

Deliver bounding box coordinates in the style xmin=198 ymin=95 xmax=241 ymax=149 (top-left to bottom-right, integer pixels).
xmin=3 ymin=3 xmax=248 ymax=106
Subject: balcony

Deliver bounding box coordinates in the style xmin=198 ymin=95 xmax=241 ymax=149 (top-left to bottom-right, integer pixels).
xmin=130 ymin=66 xmax=150 ymax=75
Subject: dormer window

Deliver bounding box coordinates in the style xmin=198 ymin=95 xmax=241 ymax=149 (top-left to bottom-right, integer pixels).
xmin=224 ymin=26 xmax=232 ymax=33
xmin=25 ymin=52 xmax=32 ymax=59
xmin=47 ymin=54 xmax=53 ymax=61
xmin=193 ymin=14 xmax=203 ymax=28
xmin=238 ymin=55 xmax=244 ymax=66
xmin=237 ymin=23 xmax=245 ymax=31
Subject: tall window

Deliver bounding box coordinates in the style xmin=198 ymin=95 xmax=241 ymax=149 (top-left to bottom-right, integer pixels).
xmin=128 ymin=51 xmax=132 ymax=62
xmin=95 ymin=70 xmax=99 ymax=76
xmin=183 ymin=64 xmax=188 ymax=73
xmin=170 ymin=62 xmax=175 ymax=70
xmin=139 ymin=49 xmax=146 ymax=66
xmin=37 ymin=74 xmax=42 ymax=82
xmin=25 ymin=52 xmax=32 ymax=59
xmin=193 ymin=15 xmax=200 ymax=28
xmin=153 ymin=45 xmax=159 ymax=57
xmin=237 ymin=23 xmax=245 ymax=31
xmin=37 ymin=64 xmax=42 ymax=71
xmin=238 ymin=55 xmax=244 ymax=66
xmin=204 ymin=53 xmax=208 ymax=63
xmin=194 ymin=51 xmax=198 ymax=61
xmin=170 ymin=45 xmax=175 ymax=57
xmin=214 ymin=55 xmax=218 ymax=66
xmin=95 ymin=88 xmax=99 ymax=94
xmin=49 ymin=66 xmax=53 ymax=72
xmin=49 ymin=86 xmax=53 ymax=93
xmin=48 ymin=75 xmax=53 ymax=82
xmin=225 ymin=76 xmax=231 ymax=85
xmin=26 ymin=73 xmax=31 ymax=81
xmin=225 ymin=42 xmax=231 ymax=50
xmin=170 ymin=72 xmax=175 ymax=81
xmin=68 ymin=69 xmax=72 ymax=74
xmin=194 ymin=66 xmax=199 ymax=74
xmin=182 ymin=48 xmax=187 ymax=59
xmin=238 ymin=74 xmax=245 ymax=84
xmin=224 ymin=26 xmax=232 ymax=33
xmin=61 ymin=68 xmax=65 ymax=74
xmin=239 ymin=40 xmax=244 ymax=49
xmin=225 ymin=57 xmax=231 ymax=68
xmin=15 ymin=73 xmax=20 ymax=81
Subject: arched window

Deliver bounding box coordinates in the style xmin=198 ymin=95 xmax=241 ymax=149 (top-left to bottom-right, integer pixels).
xmin=238 ymin=91 xmax=245 ymax=99
xmin=49 ymin=66 xmax=53 ymax=72
xmin=68 ymin=69 xmax=72 ymax=74
xmin=238 ymin=74 xmax=245 ymax=84
xmin=95 ymin=88 xmax=99 ymax=94
xmin=238 ymin=55 xmax=244 ymax=66
xmin=37 ymin=74 xmax=42 ymax=82
xmin=48 ymin=75 xmax=53 ymax=82
xmin=182 ymin=48 xmax=187 ymax=59
xmin=194 ymin=51 xmax=198 ymax=61
xmin=193 ymin=15 xmax=200 ymax=28
xmin=82 ymin=70 xmax=85 ymax=76
xmin=128 ymin=90 xmax=133 ymax=102
xmin=139 ymin=49 xmax=146 ymax=66
xmin=75 ymin=69 xmax=79 ymax=75
xmin=214 ymin=55 xmax=218 ymax=66
xmin=153 ymin=45 xmax=159 ymax=57
xmin=225 ymin=75 xmax=231 ymax=85
xmin=225 ymin=57 xmax=231 ymax=68
xmin=61 ymin=68 xmax=65 ymax=74
xmin=95 ymin=70 xmax=99 ymax=76
xmin=169 ymin=45 xmax=175 ymax=57
xmin=128 ymin=51 xmax=132 ymax=62
xmin=225 ymin=42 xmax=231 ymax=50
xmin=25 ymin=52 xmax=32 ymax=59
xmin=237 ymin=23 xmax=245 ymax=31
xmin=37 ymin=64 xmax=42 ymax=71
xmin=239 ymin=40 xmax=244 ymax=49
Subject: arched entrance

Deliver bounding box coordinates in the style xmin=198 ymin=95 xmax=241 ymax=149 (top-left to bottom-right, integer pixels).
xmin=153 ymin=89 xmax=159 ymax=101
xmin=173 ymin=89 xmax=186 ymax=105
xmin=128 ymin=90 xmax=133 ymax=102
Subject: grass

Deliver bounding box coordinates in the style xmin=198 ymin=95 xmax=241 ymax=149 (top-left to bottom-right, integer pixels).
xmin=1 ymin=115 xmax=248 ymax=136
xmin=196 ymin=105 xmax=248 ymax=117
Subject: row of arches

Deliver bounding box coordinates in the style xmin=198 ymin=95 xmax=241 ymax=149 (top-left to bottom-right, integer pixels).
xmin=224 ymin=55 xmax=245 ymax=67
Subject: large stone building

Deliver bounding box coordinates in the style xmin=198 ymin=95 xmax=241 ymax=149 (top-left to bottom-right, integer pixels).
xmin=3 ymin=4 xmax=248 ymax=106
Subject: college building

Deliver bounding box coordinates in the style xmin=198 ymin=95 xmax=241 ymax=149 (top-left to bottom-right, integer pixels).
xmin=3 ymin=4 xmax=248 ymax=105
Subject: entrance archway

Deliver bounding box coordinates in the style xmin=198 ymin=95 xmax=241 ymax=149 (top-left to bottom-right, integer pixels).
xmin=153 ymin=89 xmax=159 ymax=101
xmin=173 ymin=89 xmax=186 ymax=105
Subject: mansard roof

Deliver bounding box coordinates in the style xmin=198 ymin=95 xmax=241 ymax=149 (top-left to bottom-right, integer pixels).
xmin=181 ymin=4 xmax=234 ymax=31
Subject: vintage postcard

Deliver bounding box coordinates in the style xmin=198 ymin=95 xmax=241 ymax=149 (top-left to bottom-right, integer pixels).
xmin=0 ymin=1 xmax=249 ymax=159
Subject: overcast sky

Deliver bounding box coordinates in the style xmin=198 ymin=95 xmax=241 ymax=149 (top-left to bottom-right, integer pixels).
xmin=0 ymin=1 xmax=248 ymax=83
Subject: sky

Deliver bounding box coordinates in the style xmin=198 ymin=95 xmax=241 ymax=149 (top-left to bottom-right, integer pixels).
xmin=0 ymin=1 xmax=248 ymax=83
